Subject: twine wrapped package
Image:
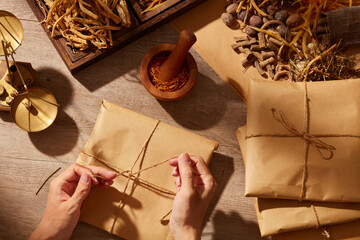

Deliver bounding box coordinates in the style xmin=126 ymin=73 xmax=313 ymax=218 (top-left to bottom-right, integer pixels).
xmin=272 ymin=220 xmax=360 ymax=240
xmin=76 ymin=101 xmax=219 ymax=240
xmin=245 ymin=78 xmax=360 ymax=202
xmin=237 ymin=126 xmax=360 ymax=237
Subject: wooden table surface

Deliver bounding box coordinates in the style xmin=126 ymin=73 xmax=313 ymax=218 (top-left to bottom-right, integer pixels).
xmin=0 ymin=1 xmax=265 ymax=239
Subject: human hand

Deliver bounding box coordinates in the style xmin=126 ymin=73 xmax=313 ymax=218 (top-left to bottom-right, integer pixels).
xmin=29 ymin=164 xmax=117 ymax=240
xmin=169 ymin=153 xmax=217 ymax=240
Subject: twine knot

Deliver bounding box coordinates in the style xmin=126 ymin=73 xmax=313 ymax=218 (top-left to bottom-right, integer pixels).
xmin=271 ymin=108 xmax=336 ymax=160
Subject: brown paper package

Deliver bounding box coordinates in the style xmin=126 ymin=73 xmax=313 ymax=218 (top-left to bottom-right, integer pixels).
xmin=245 ymin=78 xmax=360 ymax=202
xmin=76 ymin=100 xmax=219 ymax=240
xmin=237 ymin=125 xmax=360 ymax=237
xmin=272 ymin=220 xmax=360 ymax=240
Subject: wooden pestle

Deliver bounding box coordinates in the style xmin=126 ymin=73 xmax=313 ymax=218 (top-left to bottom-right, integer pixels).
xmin=159 ymin=30 xmax=197 ymax=83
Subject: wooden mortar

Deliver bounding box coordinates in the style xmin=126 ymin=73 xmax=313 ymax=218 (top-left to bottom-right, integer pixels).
xmin=140 ymin=30 xmax=198 ymax=101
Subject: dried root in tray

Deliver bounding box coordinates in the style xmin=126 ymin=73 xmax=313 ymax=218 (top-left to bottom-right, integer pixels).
xmin=44 ymin=0 xmax=132 ymax=51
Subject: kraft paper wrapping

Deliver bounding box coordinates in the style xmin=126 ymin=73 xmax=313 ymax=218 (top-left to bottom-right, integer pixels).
xmin=236 ymin=125 xmax=360 ymax=237
xmin=76 ymin=100 xmax=219 ymax=240
xmin=272 ymin=220 xmax=360 ymax=240
xmin=171 ymin=0 xmax=264 ymax=102
xmin=245 ymin=78 xmax=360 ymax=202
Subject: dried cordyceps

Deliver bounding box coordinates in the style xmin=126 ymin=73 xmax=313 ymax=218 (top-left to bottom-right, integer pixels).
xmin=291 ymin=43 xmax=360 ymax=82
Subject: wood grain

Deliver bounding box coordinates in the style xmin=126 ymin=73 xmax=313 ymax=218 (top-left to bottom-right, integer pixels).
xmin=0 ymin=0 xmax=267 ymax=239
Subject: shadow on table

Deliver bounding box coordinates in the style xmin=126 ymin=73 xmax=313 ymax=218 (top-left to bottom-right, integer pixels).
xmin=73 ymin=46 xmax=141 ymax=92
xmin=204 ymin=152 xmax=233 ymax=220
xmin=71 ymin=223 xmax=124 ymax=240
xmin=72 ymin=23 xmax=182 ymax=92
xmin=28 ymin=111 xmax=79 ymax=156
xmin=204 ymin=153 xmax=265 ymax=240
xmin=70 ymin=186 xmax=141 ymax=240
xmin=0 ymin=110 xmax=12 ymax=122
xmin=159 ymin=72 xmax=240 ymax=130
xmin=171 ymin=0 xmax=227 ymax=33
xmin=28 ymin=68 xmax=79 ymax=156
xmin=0 ymin=67 xmax=74 ymax=124
xmin=35 ymin=68 xmax=73 ymax=108
xmin=212 ymin=210 xmax=264 ymax=240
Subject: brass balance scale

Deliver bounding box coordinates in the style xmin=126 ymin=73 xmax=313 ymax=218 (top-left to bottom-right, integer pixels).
xmin=0 ymin=10 xmax=58 ymax=132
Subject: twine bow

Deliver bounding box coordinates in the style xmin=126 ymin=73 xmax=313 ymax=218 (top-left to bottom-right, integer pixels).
xmin=246 ymin=81 xmax=360 ymax=202
xmin=245 ymin=81 xmax=360 ymax=240
xmin=271 ymin=108 xmax=336 ymax=160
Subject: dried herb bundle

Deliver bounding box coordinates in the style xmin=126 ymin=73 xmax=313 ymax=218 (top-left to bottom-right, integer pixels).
xmin=223 ymin=0 xmax=360 ymax=81
xmin=290 ymin=43 xmax=360 ymax=82
xmin=43 ymin=0 xmax=132 ymax=51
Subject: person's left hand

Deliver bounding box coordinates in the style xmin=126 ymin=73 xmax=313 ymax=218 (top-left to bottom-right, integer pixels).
xmin=29 ymin=164 xmax=117 ymax=240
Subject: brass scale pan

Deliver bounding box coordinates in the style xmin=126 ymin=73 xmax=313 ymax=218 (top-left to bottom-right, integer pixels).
xmin=0 ymin=10 xmax=58 ymax=132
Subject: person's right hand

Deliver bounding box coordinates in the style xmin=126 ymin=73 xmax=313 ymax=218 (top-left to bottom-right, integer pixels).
xmin=169 ymin=153 xmax=217 ymax=240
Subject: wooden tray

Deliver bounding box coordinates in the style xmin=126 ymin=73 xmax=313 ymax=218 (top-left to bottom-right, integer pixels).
xmin=26 ymin=0 xmax=206 ymax=74
xmin=130 ymin=0 xmax=183 ymax=22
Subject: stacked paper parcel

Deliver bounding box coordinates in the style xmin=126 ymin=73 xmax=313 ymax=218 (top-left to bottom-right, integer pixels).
xmin=237 ymin=78 xmax=360 ymax=239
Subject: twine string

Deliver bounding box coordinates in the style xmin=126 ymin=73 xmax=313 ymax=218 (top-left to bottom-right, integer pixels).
xmin=36 ymin=167 xmax=61 ymax=195
xmin=311 ymin=205 xmax=321 ymax=229
xmin=108 ymin=120 xmax=173 ymax=234
xmin=311 ymin=205 xmax=331 ymax=239
xmin=81 ymin=150 xmax=177 ymax=196
xmin=246 ymin=81 xmax=338 ymax=201
xmin=132 ymin=158 xmax=173 ymax=175
xmin=244 ymin=80 xmax=360 ymax=238
xmin=160 ymin=209 xmax=173 ymax=225
xmin=109 ymin=120 xmax=157 ymax=234
xmin=271 ymin=108 xmax=336 ymax=161
xmin=80 ymin=120 xmax=176 ymax=235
